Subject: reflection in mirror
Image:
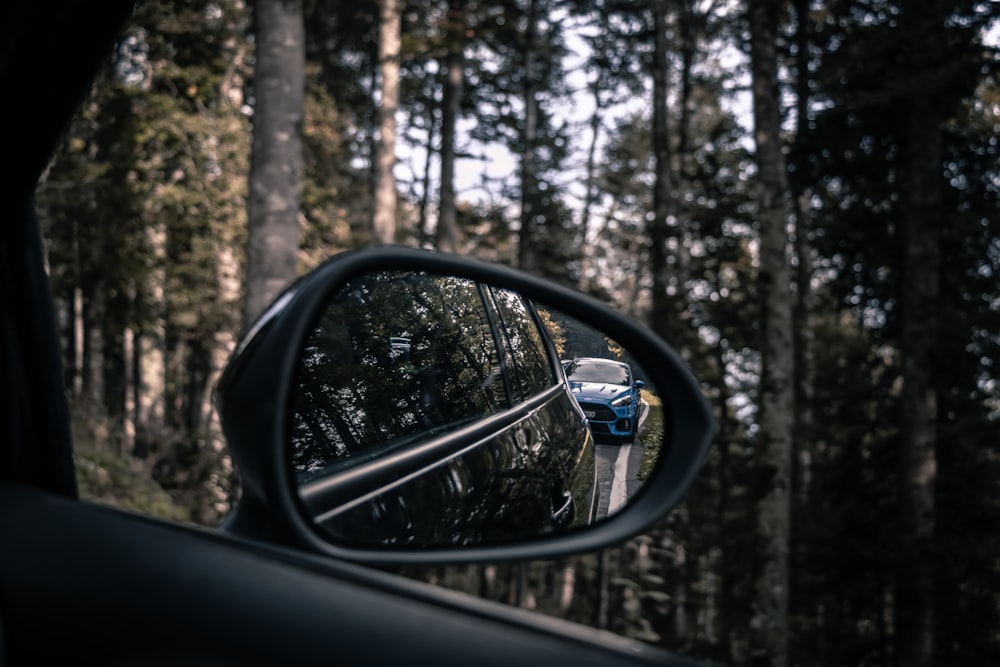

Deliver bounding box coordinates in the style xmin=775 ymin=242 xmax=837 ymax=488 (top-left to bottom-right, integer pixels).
xmin=538 ymin=307 xmax=663 ymax=518
xmin=290 ymin=270 xmax=664 ymax=549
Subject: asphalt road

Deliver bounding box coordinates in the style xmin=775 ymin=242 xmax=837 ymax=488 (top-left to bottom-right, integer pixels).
xmin=593 ymin=401 xmax=650 ymax=521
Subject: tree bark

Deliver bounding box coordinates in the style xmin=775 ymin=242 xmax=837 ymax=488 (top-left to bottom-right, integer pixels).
xmin=245 ymin=0 xmax=304 ymax=325
xmin=749 ymin=2 xmax=795 ymax=666
xmin=596 ymin=548 xmax=610 ymax=630
xmin=648 ymin=0 xmax=674 ymax=343
xmin=371 ymin=0 xmax=401 ymax=245
xmin=134 ymin=222 xmax=166 ymax=459
xmin=789 ymin=2 xmax=815 ymax=642
xmin=896 ymin=91 xmax=938 ymax=667
xmin=436 ymin=0 xmax=466 ymax=254
xmin=518 ymin=0 xmax=540 ymax=273
xmin=578 ymin=77 xmax=603 ymax=294
xmin=790 ymin=0 xmax=814 ymax=507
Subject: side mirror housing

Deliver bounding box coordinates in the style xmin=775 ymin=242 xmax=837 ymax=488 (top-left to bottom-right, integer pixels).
xmin=216 ymin=247 xmax=715 ymax=565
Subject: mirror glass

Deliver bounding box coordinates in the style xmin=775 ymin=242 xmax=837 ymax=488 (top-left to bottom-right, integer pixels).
xmin=290 ymin=270 xmax=664 ymax=548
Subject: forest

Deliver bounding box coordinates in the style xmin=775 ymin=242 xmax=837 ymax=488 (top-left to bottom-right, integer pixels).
xmin=34 ymin=0 xmax=998 ymax=665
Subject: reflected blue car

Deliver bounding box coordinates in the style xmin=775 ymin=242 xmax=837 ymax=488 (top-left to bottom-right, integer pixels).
xmin=563 ymin=357 xmax=645 ymax=445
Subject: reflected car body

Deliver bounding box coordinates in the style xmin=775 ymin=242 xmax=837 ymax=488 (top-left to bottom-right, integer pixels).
xmin=292 ymin=271 xmax=599 ymax=547
xmin=564 ymin=358 xmax=645 ymax=445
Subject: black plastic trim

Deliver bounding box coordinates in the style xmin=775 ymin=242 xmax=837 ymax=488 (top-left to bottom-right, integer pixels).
xmin=0 ymin=484 xmax=704 ymax=666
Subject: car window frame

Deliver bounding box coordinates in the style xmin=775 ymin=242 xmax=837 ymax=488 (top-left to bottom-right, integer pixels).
xmin=482 ymin=286 xmax=559 ymax=403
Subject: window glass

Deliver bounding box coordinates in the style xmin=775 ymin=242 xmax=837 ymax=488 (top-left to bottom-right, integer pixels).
xmin=291 ymin=271 xmax=509 ymax=481
xmin=564 ymin=359 xmax=632 ymax=386
xmin=488 ymin=288 xmax=556 ymax=401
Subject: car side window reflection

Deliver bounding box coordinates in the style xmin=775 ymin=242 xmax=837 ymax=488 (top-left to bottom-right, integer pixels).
xmin=486 ymin=288 xmax=556 ymax=401
xmin=291 ymin=271 xmax=509 ymax=481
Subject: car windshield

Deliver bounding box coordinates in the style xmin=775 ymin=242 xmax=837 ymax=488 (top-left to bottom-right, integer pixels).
xmin=565 ymin=360 xmax=630 ymax=386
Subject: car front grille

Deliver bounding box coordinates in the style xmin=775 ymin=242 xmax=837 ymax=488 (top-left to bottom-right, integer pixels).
xmin=577 ymin=402 xmax=616 ymax=422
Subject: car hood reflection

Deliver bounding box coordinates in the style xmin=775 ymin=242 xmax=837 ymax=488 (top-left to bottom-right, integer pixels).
xmin=569 ymin=382 xmax=631 ymax=400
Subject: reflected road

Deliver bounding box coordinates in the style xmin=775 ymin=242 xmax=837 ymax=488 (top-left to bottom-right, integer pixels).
xmin=593 ymin=401 xmax=649 ymax=521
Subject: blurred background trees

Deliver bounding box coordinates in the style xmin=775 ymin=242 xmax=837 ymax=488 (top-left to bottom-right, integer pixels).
xmin=35 ymin=0 xmax=999 ymax=665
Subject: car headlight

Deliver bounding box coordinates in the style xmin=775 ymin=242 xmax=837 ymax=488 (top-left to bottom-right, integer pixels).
xmin=611 ymin=394 xmax=632 ymax=407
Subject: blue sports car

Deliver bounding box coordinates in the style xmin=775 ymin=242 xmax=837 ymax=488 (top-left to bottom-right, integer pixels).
xmin=563 ymin=358 xmax=645 ymax=445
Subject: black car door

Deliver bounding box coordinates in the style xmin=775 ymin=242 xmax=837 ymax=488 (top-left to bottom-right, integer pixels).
xmin=482 ymin=285 xmax=599 ymax=527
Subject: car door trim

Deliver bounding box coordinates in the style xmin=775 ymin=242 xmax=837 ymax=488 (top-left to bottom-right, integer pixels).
xmin=300 ymin=383 xmax=568 ymax=522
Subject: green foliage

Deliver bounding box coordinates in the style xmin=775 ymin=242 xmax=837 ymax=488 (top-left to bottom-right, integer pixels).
xmin=38 ymin=0 xmax=252 ymax=527
xmin=300 ymin=73 xmax=370 ymax=269
xmin=637 ymin=390 xmax=662 ymax=480
xmin=72 ymin=413 xmax=190 ymax=522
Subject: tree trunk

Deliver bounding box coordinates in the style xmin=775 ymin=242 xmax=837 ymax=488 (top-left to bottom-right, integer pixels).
xmin=749 ymin=2 xmax=795 ymax=666
xmin=647 ymin=0 xmax=674 ymax=343
xmin=672 ymin=0 xmax=698 ymax=349
xmin=84 ymin=286 xmax=104 ymax=414
xmin=436 ymin=0 xmax=465 ymax=254
xmin=789 ymin=0 xmax=815 ymax=644
xmin=123 ymin=323 xmax=136 ymax=453
xmin=517 ymin=0 xmax=540 ymax=274
xmin=895 ymin=92 xmax=939 ymax=667
xmin=134 ymin=222 xmax=167 ymax=459
xmin=558 ymin=561 xmax=576 ymax=617
xmin=714 ymin=387 xmax=734 ymax=663
xmin=371 ymin=0 xmax=401 ymax=245
xmin=72 ymin=287 xmax=84 ymax=398
xmin=578 ymin=74 xmax=604 ymax=294
xmin=673 ymin=524 xmax=689 ymax=644
xmin=202 ymin=243 xmax=241 ymax=445
xmin=417 ymin=100 xmax=436 ymax=247
xmin=245 ymin=0 xmax=304 ymax=325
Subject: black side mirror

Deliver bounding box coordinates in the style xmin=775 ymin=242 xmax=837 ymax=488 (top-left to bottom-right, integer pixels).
xmin=216 ymin=247 xmax=715 ymax=566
